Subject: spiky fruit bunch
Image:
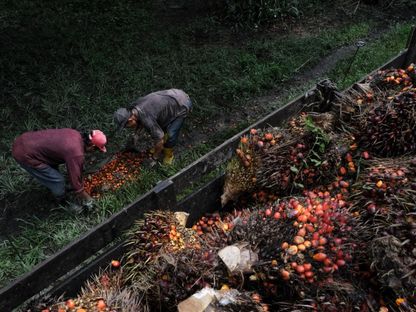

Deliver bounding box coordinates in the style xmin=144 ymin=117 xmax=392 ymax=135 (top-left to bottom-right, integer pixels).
xmin=366 ymin=64 xmax=416 ymax=92
xmin=155 ymin=213 xmax=242 ymax=306
xmin=221 ymin=127 xmax=284 ymax=206
xmin=123 ymin=211 xmax=202 ymax=290
xmin=42 ymin=269 xmax=143 ymax=312
xmin=123 ymin=211 xmax=235 ymax=310
xmin=334 ymin=66 xmax=416 ymax=157
xmin=350 ymin=157 xmax=416 ymax=217
xmin=221 ymin=156 xmax=258 ymax=207
xmin=256 ymin=116 xmax=349 ymax=195
xmin=347 ymin=157 xmax=416 ymax=301
xmin=222 ymin=113 xmax=347 ymax=206
xmin=356 ymin=90 xmax=416 ymax=156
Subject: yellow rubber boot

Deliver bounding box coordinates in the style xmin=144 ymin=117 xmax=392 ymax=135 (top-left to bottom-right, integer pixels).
xmin=163 ymin=147 xmax=174 ymax=165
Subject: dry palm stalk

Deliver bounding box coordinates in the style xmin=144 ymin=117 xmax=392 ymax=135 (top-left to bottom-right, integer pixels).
xmin=371 ymin=229 xmax=416 ymax=300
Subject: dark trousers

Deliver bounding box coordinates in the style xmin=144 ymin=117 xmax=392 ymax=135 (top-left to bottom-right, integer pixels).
xmin=164 ymin=99 xmax=192 ymax=148
xmin=18 ymin=163 xmax=65 ymax=198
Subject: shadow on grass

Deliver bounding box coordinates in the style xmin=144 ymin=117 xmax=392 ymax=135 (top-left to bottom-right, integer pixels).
xmin=0 ymin=188 xmax=58 ymax=241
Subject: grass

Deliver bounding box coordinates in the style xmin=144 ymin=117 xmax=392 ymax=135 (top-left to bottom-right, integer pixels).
xmin=0 ymin=0 xmax=414 ymax=291
xmin=329 ymin=22 xmax=413 ymax=89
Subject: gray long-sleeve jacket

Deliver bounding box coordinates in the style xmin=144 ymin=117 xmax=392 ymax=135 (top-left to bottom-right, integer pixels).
xmin=130 ymin=89 xmax=191 ymax=142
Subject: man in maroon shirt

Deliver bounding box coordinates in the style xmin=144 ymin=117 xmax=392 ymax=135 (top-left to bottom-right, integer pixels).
xmin=12 ymin=128 xmax=107 ymax=207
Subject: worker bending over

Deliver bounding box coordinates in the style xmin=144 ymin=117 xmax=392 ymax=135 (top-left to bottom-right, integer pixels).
xmin=12 ymin=128 xmax=107 ymax=208
xmin=113 ymin=89 xmax=192 ymax=165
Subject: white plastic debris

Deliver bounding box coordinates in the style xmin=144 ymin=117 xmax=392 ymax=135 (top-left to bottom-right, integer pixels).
xmin=177 ymin=287 xmax=217 ymax=312
xmin=174 ymin=211 xmax=189 ymax=227
xmin=178 ymin=287 xmax=244 ymax=312
xmin=218 ymin=243 xmax=258 ymax=273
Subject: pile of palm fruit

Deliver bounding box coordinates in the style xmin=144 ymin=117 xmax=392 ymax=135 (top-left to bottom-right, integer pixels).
xmin=28 ymin=63 xmax=416 ymax=312
xmin=84 ymin=151 xmax=145 ymax=198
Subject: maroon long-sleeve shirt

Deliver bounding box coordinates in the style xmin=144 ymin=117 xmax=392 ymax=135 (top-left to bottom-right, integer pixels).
xmin=12 ymin=128 xmax=85 ymax=193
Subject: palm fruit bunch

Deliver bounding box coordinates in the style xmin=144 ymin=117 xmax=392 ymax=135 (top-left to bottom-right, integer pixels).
xmin=349 ymin=157 xmax=416 ymax=217
xmin=153 ymin=247 xmax=227 ymax=310
xmin=221 ymin=126 xmax=283 ymax=206
xmin=256 ymin=113 xmax=353 ymax=194
xmin=366 ymin=64 xmax=416 ymax=92
xmin=221 ymin=112 xmax=353 ymax=206
xmin=333 ymin=64 xmax=416 ymax=157
xmin=123 ymin=210 xmax=201 ymax=286
xmin=191 ymin=212 xmax=235 ymax=237
xmin=36 ymin=266 xmax=144 ymax=312
xmin=123 ymin=210 xmax=234 ymax=311
xmin=150 ymin=217 xmax=248 ymax=310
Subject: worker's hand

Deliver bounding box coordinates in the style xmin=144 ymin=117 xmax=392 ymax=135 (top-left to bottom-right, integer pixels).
xmin=142 ymin=157 xmax=158 ymax=168
xmin=124 ymin=135 xmax=140 ymax=152
xmin=82 ymin=198 xmax=95 ymax=210
xmin=77 ymin=190 xmax=93 ymax=201
xmin=76 ymin=190 xmax=95 ymax=208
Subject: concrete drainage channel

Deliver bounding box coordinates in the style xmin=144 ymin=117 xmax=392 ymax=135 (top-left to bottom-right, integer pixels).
xmin=1 ymin=29 xmax=416 ymax=311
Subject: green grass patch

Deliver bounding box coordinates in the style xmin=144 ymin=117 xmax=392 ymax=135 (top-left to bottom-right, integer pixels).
xmin=329 ymin=22 xmax=412 ymax=89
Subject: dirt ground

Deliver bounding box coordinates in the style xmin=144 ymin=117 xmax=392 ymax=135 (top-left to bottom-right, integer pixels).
xmin=0 ymin=4 xmax=413 ymax=241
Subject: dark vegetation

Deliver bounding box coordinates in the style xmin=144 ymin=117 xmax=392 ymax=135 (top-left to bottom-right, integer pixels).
xmin=0 ymin=0 xmax=415 ymax=291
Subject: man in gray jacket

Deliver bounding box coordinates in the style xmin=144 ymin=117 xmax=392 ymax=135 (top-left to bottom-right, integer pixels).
xmin=113 ymin=89 xmax=192 ymax=165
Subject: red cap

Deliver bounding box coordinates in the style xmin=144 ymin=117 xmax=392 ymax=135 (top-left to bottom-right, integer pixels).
xmin=89 ymin=130 xmax=107 ymax=152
